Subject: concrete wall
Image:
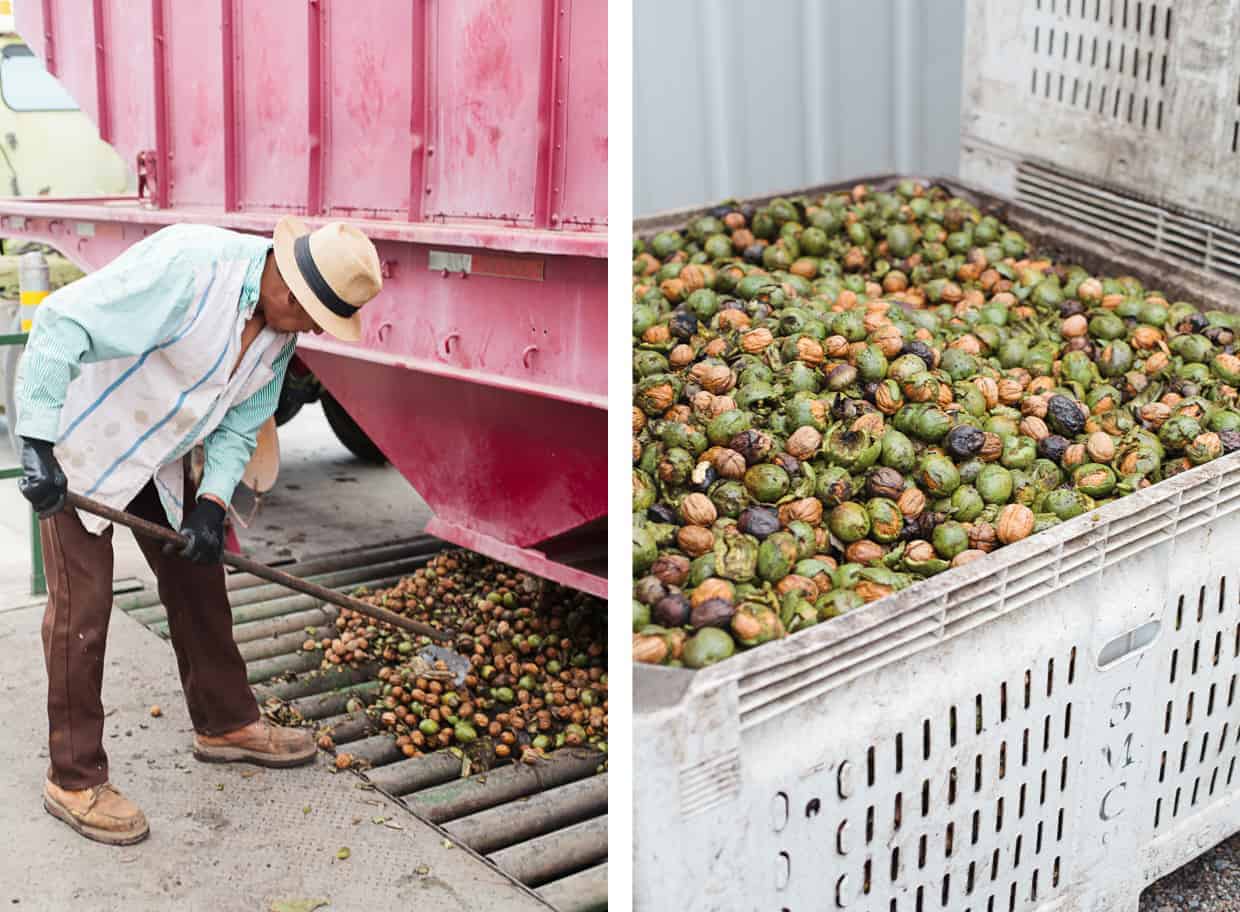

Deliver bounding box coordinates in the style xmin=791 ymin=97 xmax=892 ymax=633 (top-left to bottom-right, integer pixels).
xmin=633 ymin=0 xmax=967 ymax=215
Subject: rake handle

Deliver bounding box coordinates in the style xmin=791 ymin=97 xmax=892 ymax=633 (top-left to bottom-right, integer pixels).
xmin=65 ymin=491 xmax=450 ymax=642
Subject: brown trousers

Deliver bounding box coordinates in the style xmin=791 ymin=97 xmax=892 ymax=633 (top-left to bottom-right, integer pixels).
xmin=40 ymin=478 xmax=259 ymax=789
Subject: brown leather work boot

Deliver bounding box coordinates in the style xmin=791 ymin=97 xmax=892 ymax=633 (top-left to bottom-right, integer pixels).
xmin=193 ymin=718 xmax=317 ymax=768
xmin=43 ymin=780 xmax=150 ymax=846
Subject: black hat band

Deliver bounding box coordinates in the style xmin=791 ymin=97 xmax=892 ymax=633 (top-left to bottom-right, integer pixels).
xmin=294 ymin=233 xmax=358 ymax=319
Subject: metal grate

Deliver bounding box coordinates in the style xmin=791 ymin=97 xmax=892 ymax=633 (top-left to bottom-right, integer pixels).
xmin=1014 ymin=161 xmax=1240 ymax=283
xmin=1026 ymin=0 xmax=1172 ymax=132
xmin=118 ymin=537 xmax=608 ymax=912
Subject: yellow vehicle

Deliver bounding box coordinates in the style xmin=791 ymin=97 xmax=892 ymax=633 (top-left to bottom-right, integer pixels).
xmin=0 ymin=3 xmax=130 ymax=197
xmin=0 ymin=2 xmax=130 ymax=447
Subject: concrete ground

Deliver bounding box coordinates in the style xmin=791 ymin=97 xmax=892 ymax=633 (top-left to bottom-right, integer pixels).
xmin=0 ymin=405 xmax=549 ymax=912
xmin=1141 ymin=840 xmax=1240 ymax=911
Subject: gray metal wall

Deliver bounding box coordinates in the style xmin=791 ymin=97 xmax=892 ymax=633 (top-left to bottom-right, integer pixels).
xmin=633 ymin=0 xmax=966 ymax=215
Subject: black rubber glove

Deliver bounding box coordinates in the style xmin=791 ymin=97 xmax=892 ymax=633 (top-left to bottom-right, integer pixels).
xmin=17 ymin=436 xmax=67 ymax=518
xmin=166 ymin=498 xmax=226 ymax=564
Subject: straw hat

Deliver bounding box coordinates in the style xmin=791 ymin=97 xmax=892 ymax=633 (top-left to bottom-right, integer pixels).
xmin=273 ymin=217 xmax=382 ymax=341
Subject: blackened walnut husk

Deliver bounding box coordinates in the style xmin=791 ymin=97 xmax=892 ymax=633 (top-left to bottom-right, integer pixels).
xmin=902 ymin=341 xmax=936 ymax=367
xmin=738 ymin=505 xmax=781 ymax=539
xmin=634 ymin=576 xmax=669 ymax=606
xmin=1170 ymin=378 xmax=1201 ymax=398
xmin=944 ymin=425 xmax=985 ymax=460
xmin=867 ymin=467 xmax=906 ymax=500
xmin=669 ymin=310 xmax=698 ymax=340
xmin=1045 ymin=395 xmax=1086 ymax=436
xmin=831 ymin=395 xmax=860 ymax=421
xmin=690 ymin=598 xmax=736 ymax=629
xmin=647 ymin=503 xmax=678 ymax=525
xmin=1037 ymin=434 xmax=1071 ymax=464
xmin=1205 ymin=326 xmax=1235 ymax=346
xmin=731 ymin=429 xmax=774 ymax=464
xmin=1180 ymin=313 xmax=1209 ymax=334
xmin=650 ymin=554 xmax=691 ymax=588
xmin=900 ymin=511 xmax=940 ymax=542
xmin=690 ymin=462 xmax=717 ymax=492
xmin=653 ymin=593 xmax=692 ymax=628
xmin=770 ymin=451 xmax=802 ymax=478
xmin=1221 ymin=430 xmax=1240 ymax=454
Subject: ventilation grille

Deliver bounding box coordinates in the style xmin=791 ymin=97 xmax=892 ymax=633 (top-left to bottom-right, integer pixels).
xmin=736 ymin=466 xmax=1240 ymax=732
xmin=1014 ymin=162 xmax=1240 ymax=283
xmin=1026 ymin=0 xmax=1172 ymax=132
xmin=1152 ymin=575 xmax=1240 ymax=833
xmin=767 ymin=651 xmax=1079 ymax=911
xmin=679 ymin=749 xmax=742 ymax=818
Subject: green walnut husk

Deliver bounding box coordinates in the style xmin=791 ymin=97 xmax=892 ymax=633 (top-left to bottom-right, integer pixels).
xmin=633 ymin=179 xmax=1240 ymax=668
xmin=682 ymin=628 xmax=736 ymax=668
xmin=312 ymin=550 xmax=608 ymax=766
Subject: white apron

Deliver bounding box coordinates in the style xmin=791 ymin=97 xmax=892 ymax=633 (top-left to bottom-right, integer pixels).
xmin=52 ymin=258 xmax=289 ymax=535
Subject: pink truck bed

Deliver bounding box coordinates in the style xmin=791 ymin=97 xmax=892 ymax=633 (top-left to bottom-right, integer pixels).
xmin=3 ymin=0 xmax=608 ymax=596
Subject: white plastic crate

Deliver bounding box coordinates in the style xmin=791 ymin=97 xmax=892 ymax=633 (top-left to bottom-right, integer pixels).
xmin=635 ymin=447 xmax=1240 ymax=911
xmin=960 ymin=0 xmax=1240 ymax=281
xmin=633 ymin=148 xmax=1240 ymax=912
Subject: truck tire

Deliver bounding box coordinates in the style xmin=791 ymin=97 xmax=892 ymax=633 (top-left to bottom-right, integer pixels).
xmin=321 ymin=392 xmax=386 ymax=464
xmin=273 ymin=387 xmax=303 ymax=427
xmin=274 ymin=355 xmax=322 ymax=427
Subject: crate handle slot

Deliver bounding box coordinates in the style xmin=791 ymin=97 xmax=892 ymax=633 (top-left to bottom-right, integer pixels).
xmin=1097 ymin=619 xmax=1162 ymax=669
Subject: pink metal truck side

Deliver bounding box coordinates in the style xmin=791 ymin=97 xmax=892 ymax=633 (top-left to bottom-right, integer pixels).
xmin=2 ymin=0 xmax=607 ymax=596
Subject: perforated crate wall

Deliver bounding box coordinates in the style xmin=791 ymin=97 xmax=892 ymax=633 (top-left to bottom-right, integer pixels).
xmin=634 ymin=453 xmax=1240 ymax=912
xmin=763 ymin=649 xmax=1079 ymax=912
xmin=959 ymin=0 xmax=1240 ymax=280
xmin=1151 ymin=577 xmax=1240 ymax=835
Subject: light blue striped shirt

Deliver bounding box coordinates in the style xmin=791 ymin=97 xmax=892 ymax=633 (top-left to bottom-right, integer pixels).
xmin=15 ymin=224 xmax=296 ymax=517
